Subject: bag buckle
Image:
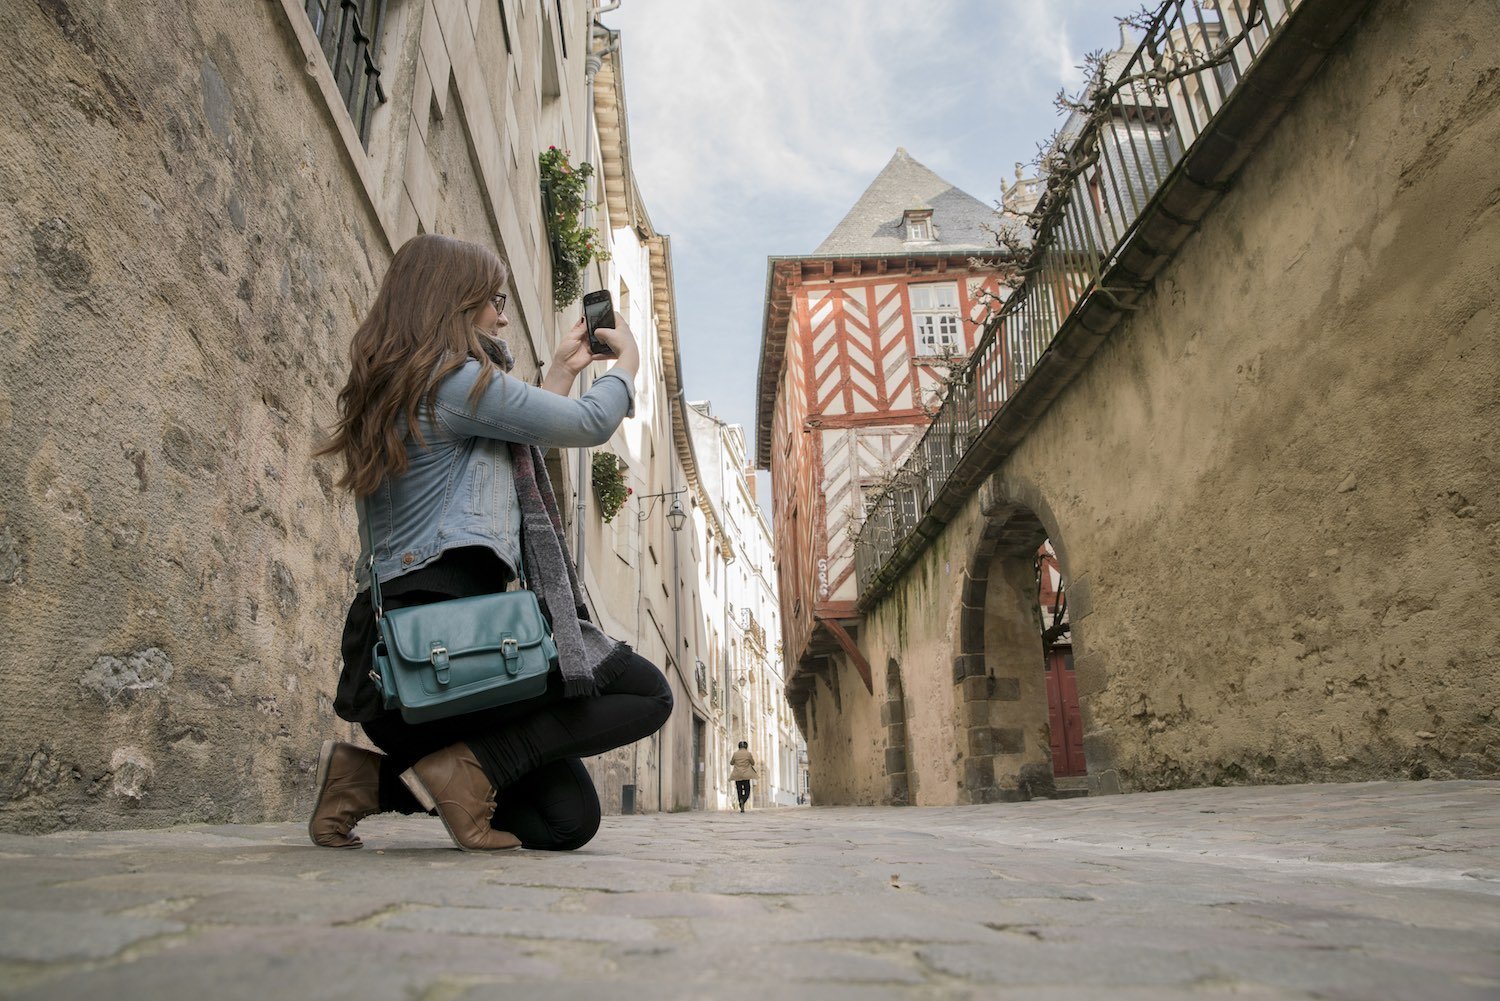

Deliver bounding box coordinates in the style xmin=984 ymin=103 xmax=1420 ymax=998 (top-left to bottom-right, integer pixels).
xmin=430 ymin=643 xmax=451 ymax=685
xmin=501 ymin=636 xmax=520 ymax=676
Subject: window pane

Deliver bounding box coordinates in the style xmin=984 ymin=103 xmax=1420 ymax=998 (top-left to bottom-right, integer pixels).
xmin=912 ymin=282 xmax=958 ymax=310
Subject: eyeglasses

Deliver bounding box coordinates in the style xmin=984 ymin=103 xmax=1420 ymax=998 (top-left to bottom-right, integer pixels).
xmin=490 ymin=291 xmax=508 ymax=314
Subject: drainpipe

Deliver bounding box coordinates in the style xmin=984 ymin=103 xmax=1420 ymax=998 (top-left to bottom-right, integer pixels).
xmin=666 ymin=483 xmax=679 ymax=814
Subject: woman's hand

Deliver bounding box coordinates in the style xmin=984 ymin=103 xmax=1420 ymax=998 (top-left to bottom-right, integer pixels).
xmin=540 ymin=316 xmax=640 ymax=395
xmin=589 ymin=316 xmax=640 ymax=377
xmin=551 ymin=317 xmax=611 ymax=379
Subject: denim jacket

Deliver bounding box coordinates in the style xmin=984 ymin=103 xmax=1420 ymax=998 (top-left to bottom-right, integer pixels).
xmin=355 ymin=359 xmax=635 ymax=588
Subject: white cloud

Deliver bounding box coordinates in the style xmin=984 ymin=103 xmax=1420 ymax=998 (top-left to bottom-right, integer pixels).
xmin=613 ymin=1 xmax=1126 ymax=238
xmin=614 ymin=0 xmax=979 ymax=236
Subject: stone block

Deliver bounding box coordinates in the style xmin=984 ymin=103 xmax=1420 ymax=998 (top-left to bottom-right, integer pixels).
xmin=961 ymin=698 xmax=989 ymax=728
xmin=993 ymin=727 xmax=1025 ymax=754
xmin=991 ymin=676 xmax=1021 ymax=701
xmin=885 ymin=722 xmax=905 ymax=749
xmin=966 ymin=726 xmax=994 ymax=757
xmin=1017 ymin=762 xmax=1057 ymax=800
xmin=379 ymin=906 xmax=657 ymax=943
xmin=886 ymin=772 xmax=909 ymax=805
xmin=402 ymin=136 xmax=439 ymax=232
xmin=959 ymin=607 xmax=985 ymax=653
xmin=393 ymin=188 xmax=420 ymax=245
xmin=961 ymin=573 xmax=987 ymax=608
xmin=410 ymin=65 xmax=434 ymax=143
xmin=879 ymin=701 xmax=901 ymax=727
xmin=883 ymin=746 xmax=907 ymax=776
xmin=884 ymin=660 xmax=903 ymax=695
xmin=0 ymin=911 xmax=185 ymax=962
xmin=419 ymin=2 xmax=452 ymax=101
xmin=962 ymin=755 xmax=994 ymax=793
xmin=1067 ymin=574 xmax=1092 ymax=620
xmin=952 ymin=654 xmax=984 ymax=684
xmin=1074 ymin=650 xmax=1107 ymax=697
xmin=962 ymin=675 xmax=990 ymax=702
xmin=1082 ymin=730 xmax=1115 ymax=771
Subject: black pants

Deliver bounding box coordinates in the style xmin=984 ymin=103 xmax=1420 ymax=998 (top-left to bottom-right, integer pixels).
xmin=362 ymin=649 xmax=672 ymax=851
xmin=735 ymin=780 xmax=751 ymax=808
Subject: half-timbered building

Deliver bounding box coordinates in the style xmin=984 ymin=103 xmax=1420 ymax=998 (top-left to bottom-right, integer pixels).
xmin=755 ymin=148 xmax=1015 ymax=739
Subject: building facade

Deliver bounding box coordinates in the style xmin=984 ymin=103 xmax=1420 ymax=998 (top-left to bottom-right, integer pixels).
xmin=565 ymin=29 xmax=730 ymax=815
xmin=753 ymin=150 xmax=1014 ymax=800
xmin=0 ymin=0 xmax=714 ymax=831
xmin=686 ymin=402 xmax=804 ymax=808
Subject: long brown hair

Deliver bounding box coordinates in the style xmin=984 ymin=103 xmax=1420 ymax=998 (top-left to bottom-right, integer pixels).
xmin=317 ymin=234 xmax=508 ymax=496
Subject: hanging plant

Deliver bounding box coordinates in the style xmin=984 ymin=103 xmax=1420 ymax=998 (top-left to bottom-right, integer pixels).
xmin=539 ymin=146 xmax=610 ymax=311
xmin=591 ymin=451 xmax=631 ymax=523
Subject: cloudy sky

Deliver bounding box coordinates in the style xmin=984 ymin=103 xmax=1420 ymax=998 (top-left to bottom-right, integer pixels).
xmin=607 ymin=1 xmax=1139 ymax=460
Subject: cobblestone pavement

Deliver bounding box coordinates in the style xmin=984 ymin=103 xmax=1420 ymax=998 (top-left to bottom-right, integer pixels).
xmin=1 ymin=781 xmax=1498 ymax=1000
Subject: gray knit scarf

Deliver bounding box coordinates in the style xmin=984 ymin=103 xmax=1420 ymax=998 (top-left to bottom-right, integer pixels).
xmin=481 ymin=336 xmax=630 ymax=698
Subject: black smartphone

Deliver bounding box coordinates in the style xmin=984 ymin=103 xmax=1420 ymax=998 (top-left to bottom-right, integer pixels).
xmin=582 ymin=289 xmax=616 ymax=356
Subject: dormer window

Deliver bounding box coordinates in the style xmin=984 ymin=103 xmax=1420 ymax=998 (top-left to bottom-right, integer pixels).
xmin=902 ymin=208 xmax=934 ymax=243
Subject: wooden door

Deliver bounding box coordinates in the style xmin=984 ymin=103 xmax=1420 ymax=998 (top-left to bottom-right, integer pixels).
xmin=1044 ymin=646 xmax=1086 ymax=777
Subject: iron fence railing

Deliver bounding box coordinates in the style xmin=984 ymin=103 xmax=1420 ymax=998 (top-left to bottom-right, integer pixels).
xmin=303 ymin=0 xmax=389 ymax=146
xmin=854 ymin=0 xmax=1298 ymax=597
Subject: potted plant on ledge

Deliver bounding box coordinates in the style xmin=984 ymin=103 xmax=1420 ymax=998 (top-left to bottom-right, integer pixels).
xmin=540 ymin=146 xmax=609 ymax=311
xmin=591 ymin=451 xmax=630 ymax=523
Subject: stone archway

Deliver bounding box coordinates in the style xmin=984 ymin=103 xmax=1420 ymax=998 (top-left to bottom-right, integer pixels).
xmin=952 ymin=477 xmax=1080 ymax=804
xmin=881 ymin=658 xmax=912 ymax=805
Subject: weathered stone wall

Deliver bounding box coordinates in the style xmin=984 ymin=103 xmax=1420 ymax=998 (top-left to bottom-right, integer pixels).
xmin=830 ymin=0 xmax=1500 ymax=804
xmin=1048 ymin=0 xmax=1499 ymax=791
xmin=811 ymin=521 xmax=973 ymax=806
xmin=0 ymin=0 xmax=588 ymax=831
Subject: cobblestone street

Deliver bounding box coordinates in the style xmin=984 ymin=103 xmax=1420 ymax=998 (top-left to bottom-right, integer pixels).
xmin=2 ymin=781 xmax=1498 ymax=999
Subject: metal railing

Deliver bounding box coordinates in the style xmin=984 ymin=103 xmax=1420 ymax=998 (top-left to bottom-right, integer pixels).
xmin=854 ymin=0 xmax=1297 ymax=597
xmin=303 ymin=0 xmax=389 ymax=146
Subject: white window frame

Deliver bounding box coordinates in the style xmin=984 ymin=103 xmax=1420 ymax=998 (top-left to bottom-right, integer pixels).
xmin=911 ymin=282 xmax=961 ymax=354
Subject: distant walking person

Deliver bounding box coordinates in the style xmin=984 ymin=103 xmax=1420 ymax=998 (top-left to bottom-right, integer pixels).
xmin=729 ymin=741 xmax=758 ymax=812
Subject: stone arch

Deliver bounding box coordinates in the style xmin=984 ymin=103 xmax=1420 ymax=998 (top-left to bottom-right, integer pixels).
xmin=881 ymin=658 xmax=912 ymax=805
xmin=952 ymin=474 xmax=1080 ymax=803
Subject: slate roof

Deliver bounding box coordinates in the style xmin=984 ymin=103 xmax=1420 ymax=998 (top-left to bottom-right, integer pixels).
xmin=813 ymin=148 xmax=1002 ymax=256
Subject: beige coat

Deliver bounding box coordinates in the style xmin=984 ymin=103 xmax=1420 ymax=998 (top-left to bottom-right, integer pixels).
xmin=729 ymin=749 xmax=758 ymax=782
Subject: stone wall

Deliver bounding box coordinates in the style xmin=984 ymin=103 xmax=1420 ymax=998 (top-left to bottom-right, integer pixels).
xmin=822 ymin=0 xmax=1500 ymax=804
xmin=0 ymin=0 xmax=588 ymax=831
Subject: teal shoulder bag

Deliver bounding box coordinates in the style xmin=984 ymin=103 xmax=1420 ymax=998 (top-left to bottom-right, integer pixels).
xmin=363 ymin=503 xmax=558 ymax=723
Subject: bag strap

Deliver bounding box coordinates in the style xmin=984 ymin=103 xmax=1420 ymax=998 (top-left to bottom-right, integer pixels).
xmin=358 ymin=496 xmax=385 ymax=621
xmin=358 ymin=494 xmax=527 ymax=623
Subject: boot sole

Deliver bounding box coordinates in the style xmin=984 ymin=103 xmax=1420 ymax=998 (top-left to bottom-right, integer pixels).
xmin=399 ymin=767 xmax=477 ymax=853
xmin=309 ymin=739 xmax=362 ymax=849
xmin=399 ymin=767 xmax=520 ymax=854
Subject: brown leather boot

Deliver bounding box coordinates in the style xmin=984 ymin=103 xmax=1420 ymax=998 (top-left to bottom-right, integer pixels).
xmin=400 ymin=743 xmax=522 ymax=853
xmin=308 ymin=740 xmax=383 ymax=848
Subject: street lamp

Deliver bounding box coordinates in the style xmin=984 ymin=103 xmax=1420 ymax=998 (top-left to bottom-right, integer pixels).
xmin=637 ymin=488 xmax=688 ymax=533
xmin=634 ymin=484 xmax=688 ymax=814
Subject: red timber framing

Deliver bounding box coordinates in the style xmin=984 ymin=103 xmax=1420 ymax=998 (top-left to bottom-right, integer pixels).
xmin=757 ymin=251 xmax=1013 ymax=700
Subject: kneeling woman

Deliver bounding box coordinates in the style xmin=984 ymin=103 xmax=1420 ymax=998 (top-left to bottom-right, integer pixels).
xmin=309 ymin=234 xmax=672 ymax=852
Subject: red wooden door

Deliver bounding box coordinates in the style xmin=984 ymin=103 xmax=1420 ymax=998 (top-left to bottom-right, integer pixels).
xmin=1044 ymin=647 xmax=1086 ymax=777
